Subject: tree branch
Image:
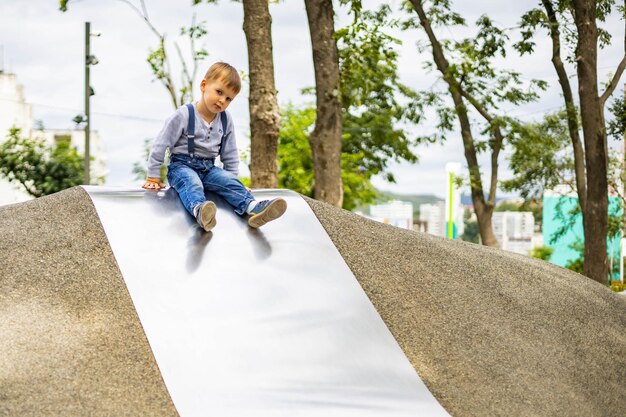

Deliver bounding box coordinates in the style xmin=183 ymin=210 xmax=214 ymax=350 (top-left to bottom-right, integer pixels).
xmin=600 ymin=55 xmax=626 ymax=106
xmin=488 ymin=128 xmax=504 ymax=207
xmin=542 ymin=0 xmax=587 ymax=211
xmin=408 ymin=0 xmax=502 ymax=248
xmin=457 ymin=88 xmax=501 ymax=206
xmin=458 ymin=88 xmax=493 ymax=123
xmin=112 ymin=0 xmax=162 ymax=39
xmin=175 ymin=42 xmax=192 ymax=87
xmin=190 ymin=14 xmax=198 ymax=81
xmin=139 ymin=0 xmax=149 ymax=21
xmin=161 ymin=36 xmax=177 ymax=107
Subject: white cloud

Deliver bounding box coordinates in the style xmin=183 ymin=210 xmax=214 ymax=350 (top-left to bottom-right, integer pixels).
xmin=0 ymin=0 xmax=623 ymax=198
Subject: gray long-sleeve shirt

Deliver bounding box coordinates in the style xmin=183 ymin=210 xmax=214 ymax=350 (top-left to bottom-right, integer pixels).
xmin=147 ymin=105 xmax=240 ymax=178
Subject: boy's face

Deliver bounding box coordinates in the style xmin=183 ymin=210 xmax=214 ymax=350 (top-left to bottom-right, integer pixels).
xmin=200 ymin=78 xmax=238 ymax=114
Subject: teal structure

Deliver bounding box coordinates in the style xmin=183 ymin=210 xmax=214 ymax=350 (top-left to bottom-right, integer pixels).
xmin=542 ymin=194 xmax=622 ymax=275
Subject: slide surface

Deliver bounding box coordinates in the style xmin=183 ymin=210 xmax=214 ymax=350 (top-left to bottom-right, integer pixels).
xmin=85 ymin=186 xmax=449 ymax=417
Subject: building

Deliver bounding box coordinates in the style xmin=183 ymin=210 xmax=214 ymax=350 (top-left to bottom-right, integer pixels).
xmin=416 ymin=163 xmax=465 ymax=239
xmin=419 ymin=202 xmax=446 ymax=237
xmin=0 ymin=71 xmax=106 ymax=205
xmin=542 ymin=186 xmax=621 ymax=271
xmin=420 ymin=201 xmax=465 ymax=239
xmin=0 ymin=72 xmax=32 ymax=137
xmin=369 ymin=200 xmax=414 ymax=230
xmin=492 ymin=211 xmax=535 ymax=255
xmin=0 ymin=71 xmax=33 ymax=204
xmin=542 ymin=186 xmax=587 ymax=268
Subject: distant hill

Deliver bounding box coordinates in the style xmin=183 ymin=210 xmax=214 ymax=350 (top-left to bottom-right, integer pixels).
xmin=356 ymin=190 xmax=516 ymax=216
xmin=380 ymin=191 xmax=444 ymax=208
xmin=351 ymin=191 xmax=445 ymax=216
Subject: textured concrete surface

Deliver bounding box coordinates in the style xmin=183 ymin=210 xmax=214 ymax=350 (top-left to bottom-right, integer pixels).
xmin=0 ymin=187 xmax=177 ymax=416
xmin=305 ymin=197 xmax=626 ymax=417
xmin=3 ymin=187 xmax=626 ymax=416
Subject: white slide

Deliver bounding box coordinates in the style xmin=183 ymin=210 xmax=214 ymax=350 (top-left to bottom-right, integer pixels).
xmin=84 ymin=186 xmax=449 ymax=417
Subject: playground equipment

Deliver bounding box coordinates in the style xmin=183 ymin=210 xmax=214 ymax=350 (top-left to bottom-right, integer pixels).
xmin=86 ymin=187 xmax=449 ymax=417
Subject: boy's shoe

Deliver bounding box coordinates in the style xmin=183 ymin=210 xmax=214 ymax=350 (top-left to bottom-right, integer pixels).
xmin=196 ymin=201 xmax=217 ymax=232
xmin=248 ymin=198 xmax=287 ymax=228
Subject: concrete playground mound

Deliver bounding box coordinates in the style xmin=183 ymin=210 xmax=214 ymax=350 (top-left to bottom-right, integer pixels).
xmin=0 ymin=187 xmax=177 ymax=416
xmin=0 ymin=186 xmax=625 ymax=416
xmin=306 ymin=197 xmax=626 ymax=417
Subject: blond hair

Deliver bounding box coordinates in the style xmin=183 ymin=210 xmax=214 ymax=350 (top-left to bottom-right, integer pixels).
xmin=204 ymin=62 xmax=241 ymax=94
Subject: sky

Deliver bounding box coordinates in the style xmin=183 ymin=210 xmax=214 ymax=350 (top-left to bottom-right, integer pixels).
xmin=0 ymin=0 xmax=623 ymax=198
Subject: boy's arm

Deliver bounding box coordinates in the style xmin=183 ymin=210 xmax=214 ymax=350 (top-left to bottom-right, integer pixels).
xmin=219 ymin=111 xmax=240 ymax=176
xmin=146 ymin=108 xmax=186 ymax=178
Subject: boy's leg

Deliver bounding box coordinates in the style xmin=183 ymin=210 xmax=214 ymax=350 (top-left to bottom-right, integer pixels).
xmin=195 ymin=201 xmax=217 ymax=232
xmin=202 ymin=166 xmax=287 ymax=228
xmin=201 ymin=166 xmax=254 ymax=216
xmin=247 ymin=198 xmax=287 ymax=228
xmin=167 ymin=163 xmax=207 ymax=216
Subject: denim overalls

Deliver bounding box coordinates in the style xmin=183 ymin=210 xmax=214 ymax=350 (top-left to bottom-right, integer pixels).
xmin=167 ymin=104 xmax=254 ymax=216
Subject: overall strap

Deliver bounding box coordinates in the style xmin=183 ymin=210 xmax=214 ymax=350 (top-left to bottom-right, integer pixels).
xmin=185 ymin=104 xmax=195 ymax=158
xmin=218 ymin=111 xmax=229 ymax=154
xmin=187 ymin=105 xmax=228 ymax=158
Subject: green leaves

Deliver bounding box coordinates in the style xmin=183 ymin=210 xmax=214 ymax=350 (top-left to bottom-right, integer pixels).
xmin=445 ymin=16 xmax=547 ymax=112
xmin=147 ymin=40 xmax=167 ymax=81
xmin=277 ymin=104 xmax=316 ymax=197
xmin=277 ymin=103 xmax=381 ymax=211
xmin=404 ymin=2 xmax=548 ymax=157
xmin=531 ymin=246 xmax=553 ymax=261
xmin=501 ymin=110 xmax=574 ymax=200
xmin=180 ymin=20 xmax=208 ymax=40
xmin=338 ymin=4 xmax=419 ymax=180
xmin=516 ymin=0 xmax=618 ymax=62
xmin=473 ymin=15 xmax=508 ymax=59
xmin=0 ymin=128 xmax=84 ymax=197
xmin=515 ymin=8 xmax=548 ymax=56
xmin=277 ymin=3 xmax=420 ymax=209
xmin=607 ymin=95 xmax=625 ymax=141
xmin=426 ymin=0 xmax=466 ymax=26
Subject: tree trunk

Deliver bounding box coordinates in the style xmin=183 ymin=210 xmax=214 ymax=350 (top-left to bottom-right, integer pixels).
xmin=542 ymin=0 xmax=587 ymax=212
xmin=243 ymin=0 xmax=279 ymax=188
xmin=572 ymin=0 xmax=609 ymax=284
xmin=409 ymin=0 xmax=499 ymax=246
xmin=304 ymin=0 xmax=343 ymax=207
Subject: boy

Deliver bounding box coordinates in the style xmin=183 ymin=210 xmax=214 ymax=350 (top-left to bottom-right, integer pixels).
xmin=142 ymin=62 xmax=286 ymax=232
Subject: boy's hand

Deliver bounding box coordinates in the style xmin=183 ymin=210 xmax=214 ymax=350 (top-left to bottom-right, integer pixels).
xmin=142 ymin=177 xmax=165 ymax=191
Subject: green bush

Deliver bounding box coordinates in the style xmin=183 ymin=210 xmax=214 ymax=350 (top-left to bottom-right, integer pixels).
xmin=610 ymin=281 xmax=626 ymax=293
xmin=531 ymin=246 xmax=553 ymax=261
xmin=0 ymin=128 xmax=85 ymax=196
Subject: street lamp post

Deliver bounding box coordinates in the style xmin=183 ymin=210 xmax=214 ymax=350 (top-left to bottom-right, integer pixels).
xmin=84 ymin=22 xmax=99 ymax=185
